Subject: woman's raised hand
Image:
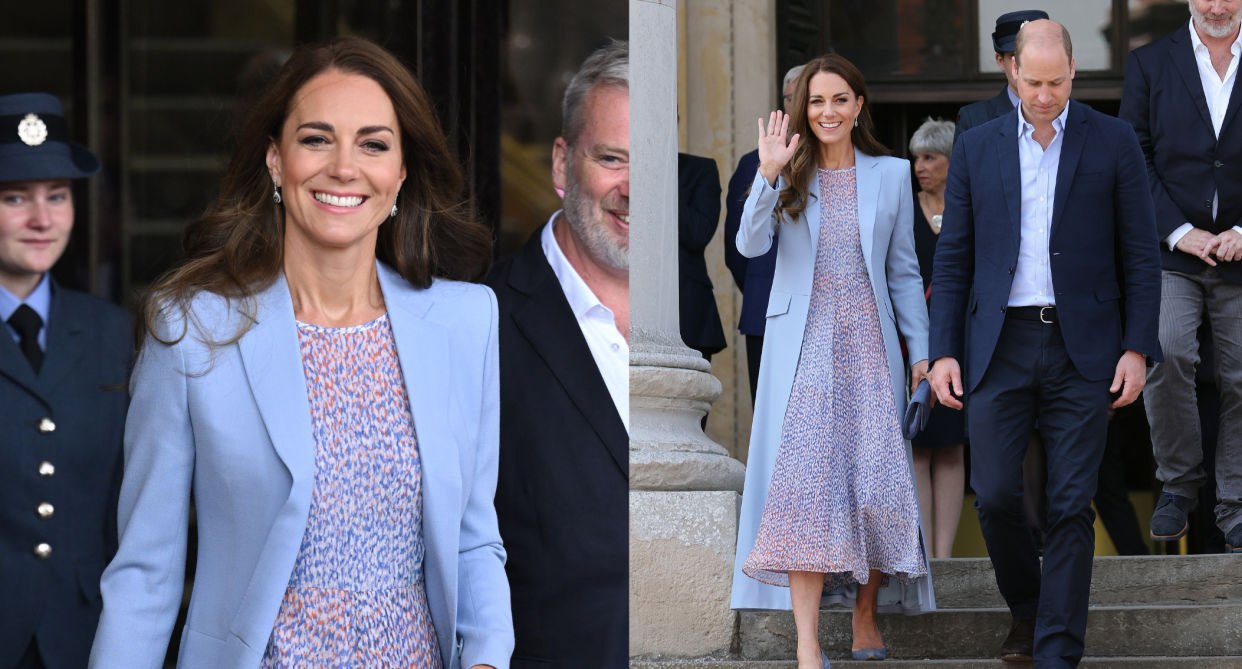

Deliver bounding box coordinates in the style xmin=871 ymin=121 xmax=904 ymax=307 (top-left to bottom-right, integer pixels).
xmin=757 ymin=110 xmax=799 ymax=187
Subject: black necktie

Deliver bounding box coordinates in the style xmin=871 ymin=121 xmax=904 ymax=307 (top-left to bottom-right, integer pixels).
xmin=8 ymin=304 xmax=44 ymax=374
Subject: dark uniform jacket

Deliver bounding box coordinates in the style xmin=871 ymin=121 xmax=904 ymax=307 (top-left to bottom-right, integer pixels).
xmin=954 ymin=85 xmax=1017 ymax=146
xmin=484 ymin=227 xmax=628 ymax=669
xmin=1120 ymin=20 xmax=1242 ymax=284
xmin=0 ymin=282 xmax=130 ymax=669
xmin=678 ymin=152 xmax=727 ymax=356
xmin=723 ymin=149 xmax=779 ymax=337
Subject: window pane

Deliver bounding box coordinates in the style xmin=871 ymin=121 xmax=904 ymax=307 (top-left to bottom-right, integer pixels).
xmin=977 ymin=0 xmax=1113 ymax=72
xmin=831 ymin=0 xmax=967 ymax=77
xmin=1129 ymin=0 xmax=1189 ymax=50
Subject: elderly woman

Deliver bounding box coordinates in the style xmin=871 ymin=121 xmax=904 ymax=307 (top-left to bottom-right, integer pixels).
xmin=909 ymin=118 xmax=965 ymax=560
xmin=731 ymin=55 xmax=933 ymax=668
xmin=89 ymin=37 xmax=511 ymax=669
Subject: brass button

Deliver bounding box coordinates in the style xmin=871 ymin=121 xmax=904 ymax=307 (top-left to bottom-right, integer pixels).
xmin=37 ymin=502 xmax=53 ymax=519
xmin=38 ymin=461 xmax=54 ymax=477
xmin=38 ymin=418 xmax=55 ymax=434
xmin=33 ymin=543 xmax=51 ymax=559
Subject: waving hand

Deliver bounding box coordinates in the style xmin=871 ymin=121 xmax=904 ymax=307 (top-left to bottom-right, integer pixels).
xmin=757 ymin=110 xmax=800 ymax=187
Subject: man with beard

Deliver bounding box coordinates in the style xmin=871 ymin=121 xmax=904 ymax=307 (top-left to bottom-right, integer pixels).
xmin=1121 ymin=0 xmax=1242 ymax=551
xmin=484 ymin=40 xmax=629 ymax=668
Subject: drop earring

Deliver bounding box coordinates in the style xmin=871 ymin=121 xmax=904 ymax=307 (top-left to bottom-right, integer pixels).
xmin=854 ymin=117 xmax=859 ymax=127
xmin=272 ymin=182 xmax=282 ymax=204
xmin=391 ymin=203 xmax=398 ymax=218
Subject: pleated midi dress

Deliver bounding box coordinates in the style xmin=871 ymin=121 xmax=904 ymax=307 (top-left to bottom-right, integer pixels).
xmin=742 ymin=167 xmax=928 ymax=594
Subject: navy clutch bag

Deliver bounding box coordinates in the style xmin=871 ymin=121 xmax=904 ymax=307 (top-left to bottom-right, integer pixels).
xmin=903 ymin=378 xmax=932 ymax=441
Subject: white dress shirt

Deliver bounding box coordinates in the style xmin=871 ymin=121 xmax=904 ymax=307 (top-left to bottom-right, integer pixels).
xmin=0 ymin=272 xmax=52 ymax=351
xmin=1165 ymin=25 xmax=1242 ymax=250
xmin=541 ymin=212 xmax=630 ymax=432
xmin=1009 ymin=104 xmax=1070 ymax=307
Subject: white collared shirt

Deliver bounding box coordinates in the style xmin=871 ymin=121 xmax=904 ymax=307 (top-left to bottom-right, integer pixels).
xmin=1165 ymin=24 xmax=1242 ymax=250
xmin=541 ymin=212 xmax=630 ymax=432
xmin=1009 ymin=103 xmax=1070 ymax=307
xmin=0 ymin=272 xmax=52 ymax=351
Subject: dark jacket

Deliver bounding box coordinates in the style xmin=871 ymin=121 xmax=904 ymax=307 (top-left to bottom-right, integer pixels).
xmin=484 ymin=227 xmax=628 ymax=669
xmin=0 ymin=283 xmax=130 ymax=669
xmin=723 ymin=149 xmax=779 ymax=336
xmin=953 ymin=85 xmax=1016 ymax=146
xmin=1120 ymin=20 xmax=1242 ymax=283
xmin=930 ymin=100 xmax=1164 ymax=392
xmin=678 ymin=152 xmax=727 ymax=355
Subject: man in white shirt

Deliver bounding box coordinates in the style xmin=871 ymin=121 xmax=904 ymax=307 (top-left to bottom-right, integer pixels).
xmin=1121 ymin=0 xmax=1242 ymax=552
xmin=484 ymin=40 xmax=629 ymax=669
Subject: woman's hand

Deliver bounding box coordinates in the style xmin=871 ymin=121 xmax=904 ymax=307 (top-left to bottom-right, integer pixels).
xmin=757 ymin=110 xmax=800 ymax=187
xmin=911 ymin=358 xmax=931 ymax=405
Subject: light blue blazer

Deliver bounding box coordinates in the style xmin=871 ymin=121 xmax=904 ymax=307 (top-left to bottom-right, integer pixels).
xmin=729 ymin=148 xmax=935 ymax=614
xmin=89 ymin=262 xmax=514 ymax=669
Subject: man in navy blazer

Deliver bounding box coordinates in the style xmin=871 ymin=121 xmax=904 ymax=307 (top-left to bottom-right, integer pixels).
xmin=1120 ymin=5 xmax=1242 ymax=551
xmin=678 ymin=151 xmax=726 ymax=361
xmin=929 ymin=23 xmax=1162 ymax=666
xmin=0 ymin=93 xmax=131 ymax=669
xmin=723 ymin=64 xmax=802 ymax=404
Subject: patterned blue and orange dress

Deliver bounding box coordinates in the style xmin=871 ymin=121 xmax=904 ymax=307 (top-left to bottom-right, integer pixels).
xmin=260 ymin=314 xmax=442 ymax=667
xmin=743 ymin=167 xmax=927 ymax=592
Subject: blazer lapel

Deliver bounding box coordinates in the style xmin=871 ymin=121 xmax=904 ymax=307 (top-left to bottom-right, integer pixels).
xmin=37 ymin=282 xmax=87 ymax=395
xmin=1170 ymin=23 xmax=1215 ymax=131
xmin=0 ymin=330 xmax=42 ymax=405
xmin=509 ymin=229 xmax=628 ymax=474
xmin=378 ymin=264 xmax=460 ymax=628
xmin=235 ymin=275 xmax=316 ymax=490
xmin=996 ymin=112 xmax=1023 ymax=249
xmin=1051 ymin=101 xmax=1088 ymax=241
xmin=854 ymin=148 xmax=881 ymax=273
xmin=807 ymin=171 xmax=821 ymax=260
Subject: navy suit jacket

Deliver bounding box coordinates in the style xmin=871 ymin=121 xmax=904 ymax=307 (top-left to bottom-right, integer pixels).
xmin=930 ymin=100 xmax=1164 ymax=393
xmin=678 ymin=152 xmax=727 ymax=354
xmin=953 ymin=85 xmax=1015 ymax=147
xmin=0 ymin=283 xmax=130 ymax=669
xmin=723 ymin=149 xmax=779 ymax=336
xmin=1120 ymin=20 xmax=1242 ymax=284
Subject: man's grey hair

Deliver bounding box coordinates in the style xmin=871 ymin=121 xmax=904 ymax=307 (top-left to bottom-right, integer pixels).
xmin=909 ymin=117 xmax=956 ymax=160
xmin=783 ymin=64 xmax=806 ymax=90
xmin=562 ymin=39 xmax=629 ymax=147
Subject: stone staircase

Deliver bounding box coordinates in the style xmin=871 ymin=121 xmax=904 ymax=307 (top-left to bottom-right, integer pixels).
xmin=631 ymin=555 xmax=1242 ymax=667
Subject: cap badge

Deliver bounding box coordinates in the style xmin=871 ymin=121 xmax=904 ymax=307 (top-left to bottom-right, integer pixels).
xmin=18 ymin=114 xmax=48 ymax=147
xmin=1020 ymin=20 xmax=1030 ymax=29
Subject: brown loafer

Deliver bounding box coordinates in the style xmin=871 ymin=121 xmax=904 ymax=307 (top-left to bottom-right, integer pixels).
xmin=1000 ymin=618 xmax=1035 ymax=661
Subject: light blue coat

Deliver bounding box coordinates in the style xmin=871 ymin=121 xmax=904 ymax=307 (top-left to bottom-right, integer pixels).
xmin=729 ymin=148 xmax=936 ymax=614
xmin=89 ymin=262 xmax=514 ymax=669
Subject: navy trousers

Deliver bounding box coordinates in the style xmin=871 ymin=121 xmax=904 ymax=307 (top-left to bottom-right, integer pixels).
xmin=969 ymin=317 xmax=1111 ymax=668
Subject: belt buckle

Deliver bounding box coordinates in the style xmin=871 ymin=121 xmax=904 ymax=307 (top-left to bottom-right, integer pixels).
xmin=1039 ymin=306 xmax=1054 ymax=324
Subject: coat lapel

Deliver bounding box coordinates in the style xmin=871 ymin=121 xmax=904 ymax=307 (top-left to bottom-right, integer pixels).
xmin=37 ymin=282 xmax=87 ymax=395
xmin=509 ymin=228 xmax=628 ymax=475
xmin=0 ymin=328 xmax=41 ymax=405
xmin=378 ymin=264 xmax=460 ymax=634
xmin=235 ymin=275 xmax=316 ymax=491
xmin=996 ymin=112 xmax=1023 ymax=249
xmin=1170 ymin=23 xmax=1215 ymax=131
xmin=989 ymin=85 xmax=1016 ymax=118
xmin=855 ymin=148 xmax=881 ymax=272
xmin=807 ymin=170 xmax=821 ymax=260
xmin=1051 ymin=101 xmax=1088 ymax=241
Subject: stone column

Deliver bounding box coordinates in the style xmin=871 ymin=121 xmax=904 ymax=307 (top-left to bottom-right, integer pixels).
xmin=629 ymin=0 xmax=747 ymax=659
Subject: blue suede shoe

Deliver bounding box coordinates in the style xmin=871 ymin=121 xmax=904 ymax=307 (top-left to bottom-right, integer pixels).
xmin=852 ymin=648 xmax=886 ymax=660
xmin=821 ymin=649 xmax=832 ymax=668
xmin=1150 ymin=492 xmax=1196 ymax=541
xmin=1226 ymin=522 xmax=1242 ymax=553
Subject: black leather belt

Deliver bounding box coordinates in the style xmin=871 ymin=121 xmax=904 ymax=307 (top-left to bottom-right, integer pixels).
xmin=1007 ymin=306 xmax=1058 ymax=323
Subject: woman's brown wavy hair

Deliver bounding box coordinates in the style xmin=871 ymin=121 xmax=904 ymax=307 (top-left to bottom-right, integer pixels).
xmin=136 ymin=36 xmax=492 ymax=352
xmin=776 ymin=54 xmax=890 ymax=224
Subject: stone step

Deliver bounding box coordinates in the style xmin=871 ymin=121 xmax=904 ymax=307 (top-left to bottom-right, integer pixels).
xmin=740 ymin=605 xmax=1242 ymax=660
xmin=929 ymin=555 xmax=1242 ymax=608
xmin=632 ymin=658 xmax=1242 ymax=668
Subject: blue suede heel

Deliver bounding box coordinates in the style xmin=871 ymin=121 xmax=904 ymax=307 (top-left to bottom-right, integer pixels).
xmin=821 ymin=649 xmax=832 ymax=668
xmin=852 ymin=648 xmax=886 ymax=660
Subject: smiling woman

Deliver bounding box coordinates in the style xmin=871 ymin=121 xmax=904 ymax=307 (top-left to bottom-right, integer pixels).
xmin=88 ymin=37 xmax=513 ymax=669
